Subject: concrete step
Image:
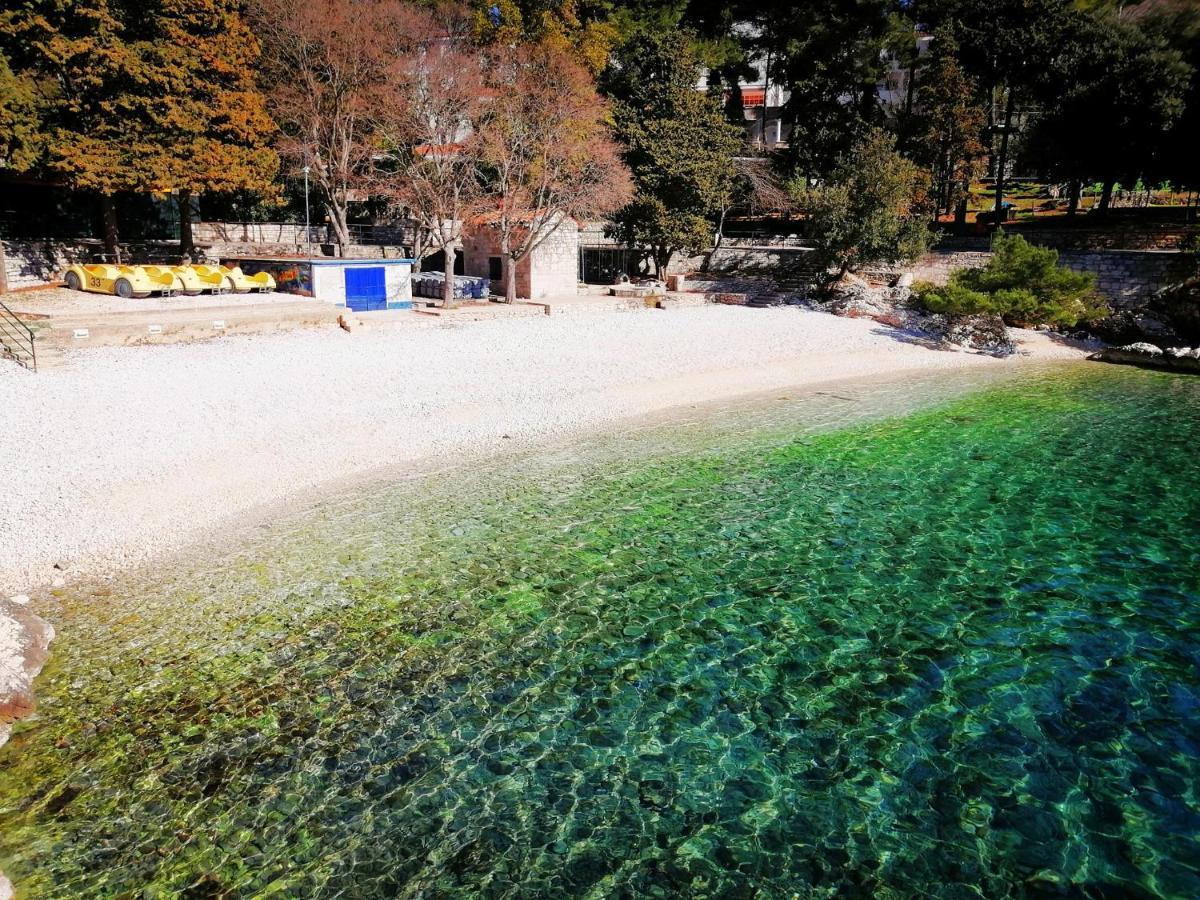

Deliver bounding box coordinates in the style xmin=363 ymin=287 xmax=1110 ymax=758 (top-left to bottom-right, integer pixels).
xmin=29 ymin=341 xmax=66 ymax=371
xmin=404 ymin=300 xmax=548 ymax=321
xmin=34 ymin=301 xmax=342 ymax=350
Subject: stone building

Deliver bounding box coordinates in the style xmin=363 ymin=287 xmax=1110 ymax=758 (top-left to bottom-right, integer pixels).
xmin=461 ymin=218 xmax=580 ymax=299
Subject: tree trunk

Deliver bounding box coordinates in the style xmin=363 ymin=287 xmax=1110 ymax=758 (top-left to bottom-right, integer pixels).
xmin=101 ymin=194 xmax=121 ymax=263
xmin=409 ymin=228 xmax=427 ymax=272
xmin=327 ymin=201 xmax=350 ymax=256
xmin=441 ymin=241 xmax=457 ymax=308
xmin=939 ymin=153 xmax=952 ymax=217
xmin=0 ymin=239 xmax=8 ymax=295
xmin=503 ymin=255 xmax=517 ymax=303
xmin=703 ymin=210 xmax=727 ymax=274
xmin=1066 ymin=179 xmax=1081 ymax=217
xmin=904 ymin=62 xmax=916 ymax=119
xmin=178 ymin=189 xmax=196 ymax=259
xmin=761 ymin=49 xmax=772 ymax=147
xmin=954 ymin=188 xmax=968 ymax=230
xmin=992 ymin=89 xmax=1015 ymax=229
xmin=1098 ymin=179 xmax=1115 ymax=214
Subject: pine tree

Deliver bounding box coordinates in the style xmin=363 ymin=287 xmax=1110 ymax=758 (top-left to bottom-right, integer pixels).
xmin=920 ymin=0 xmax=1078 ymax=223
xmin=761 ymin=0 xmax=893 ymax=180
xmin=908 ymin=32 xmax=987 ymax=223
xmin=1022 ymin=11 xmax=1191 ymax=214
xmin=802 ymin=129 xmax=933 ymax=285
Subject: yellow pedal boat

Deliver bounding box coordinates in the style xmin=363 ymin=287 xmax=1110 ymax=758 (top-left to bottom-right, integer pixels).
xmin=62 ymin=263 xmax=177 ymax=298
xmin=190 ymin=264 xmax=276 ymax=294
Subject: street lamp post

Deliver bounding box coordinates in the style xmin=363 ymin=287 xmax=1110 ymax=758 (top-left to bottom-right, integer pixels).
xmin=302 ymin=165 xmax=311 ymax=258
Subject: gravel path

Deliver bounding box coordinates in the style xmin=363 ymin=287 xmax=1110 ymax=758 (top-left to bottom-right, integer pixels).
xmin=0 ymin=305 xmax=1089 ymax=593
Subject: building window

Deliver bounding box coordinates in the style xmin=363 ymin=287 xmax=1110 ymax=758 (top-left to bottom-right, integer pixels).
xmin=488 ymin=256 xmax=503 ymax=281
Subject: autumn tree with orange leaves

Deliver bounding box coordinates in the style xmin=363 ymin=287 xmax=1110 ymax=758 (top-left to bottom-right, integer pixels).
xmin=1 ymin=0 xmax=144 ymax=260
xmin=478 ymin=43 xmax=632 ymax=302
xmin=135 ymin=0 xmax=279 ymax=257
xmin=1 ymin=0 xmax=277 ymax=261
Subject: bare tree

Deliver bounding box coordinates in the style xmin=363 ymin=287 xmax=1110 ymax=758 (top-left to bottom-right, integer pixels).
xmin=705 ymin=157 xmax=792 ymax=272
xmin=250 ymin=0 xmax=411 ymax=255
xmin=478 ymin=43 xmax=633 ymax=302
xmin=371 ymin=5 xmax=488 ymax=306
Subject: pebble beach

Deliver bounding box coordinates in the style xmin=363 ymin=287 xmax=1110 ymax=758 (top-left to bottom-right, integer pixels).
xmin=0 ymin=305 xmax=1089 ymax=595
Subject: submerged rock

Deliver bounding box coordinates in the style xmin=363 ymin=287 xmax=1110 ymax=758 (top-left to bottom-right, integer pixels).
xmin=0 ymin=596 xmax=55 ymax=748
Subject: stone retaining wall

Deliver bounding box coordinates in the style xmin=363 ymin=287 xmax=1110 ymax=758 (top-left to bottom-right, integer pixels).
xmin=937 ymin=226 xmax=1199 ymax=253
xmin=206 ymin=242 xmax=409 ymax=260
xmin=194 ymin=221 xmax=410 ymax=246
xmin=4 ymin=240 xmax=102 ymax=289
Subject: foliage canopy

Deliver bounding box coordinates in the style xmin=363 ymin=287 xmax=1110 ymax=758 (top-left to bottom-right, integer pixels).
xmin=605 ymin=30 xmax=742 ymax=275
xmin=802 ymin=129 xmax=932 ymax=284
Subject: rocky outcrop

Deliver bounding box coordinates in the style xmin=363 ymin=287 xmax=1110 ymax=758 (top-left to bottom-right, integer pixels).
xmin=925 ymin=313 xmax=1016 ymax=356
xmin=1089 ymin=343 xmax=1200 ymax=373
xmin=0 ymin=595 xmax=55 ymax=748
xmin=822 ymin=280 xmax=894 ymax=317
xmin=816 ymin=278 xmax=1016 ymax=357
xmin=1087 ymin=275 xmax=1200 ymax=348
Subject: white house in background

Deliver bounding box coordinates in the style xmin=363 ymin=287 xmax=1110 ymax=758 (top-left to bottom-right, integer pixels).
xmin=701 ymin=25 xmax=934 ymax=151
xmin=877 ymin=31 xmax=935 ymax=114
xmin=697 ymin=23 xmax=791 ymax=152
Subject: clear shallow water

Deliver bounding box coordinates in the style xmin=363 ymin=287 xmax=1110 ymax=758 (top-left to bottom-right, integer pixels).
xmin=3 ymin=364 xmax=1200 ymax=897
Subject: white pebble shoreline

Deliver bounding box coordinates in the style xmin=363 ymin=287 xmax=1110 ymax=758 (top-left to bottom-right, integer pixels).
xmin=0 ymin=305 xmax=1088 ymax=595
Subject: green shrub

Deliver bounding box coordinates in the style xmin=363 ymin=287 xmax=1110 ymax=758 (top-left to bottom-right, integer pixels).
xmin=801 ymin=129 xmax=933 ymax=286
xmin=916 ymin=232 xmax=1109 ymax=327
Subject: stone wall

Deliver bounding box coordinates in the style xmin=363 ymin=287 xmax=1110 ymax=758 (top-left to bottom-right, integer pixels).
xmin=904 ymin=248 xmax=1187 ymax=309
xmin=462 ymin=227 xmax=527 ymax=297
xmin=579 ymin=224 xmax=817 ymax=279
xmin=194 ymin=221 xmax=410 ymax=247
xmin=936 ymin=226 xmax=1199 ymax=253
xmin=528 ymin=220 xmax=579 ymax=299
xmin=207 ymin=242 xmax=408 ymax=260
xmin=577 ymin=222 xmax=621 ymax=247
xmin=669 ymin=244 xmax=820 ymax=278
xmin=462 ymin=219 xmax=579 ymax=299
xmin=2 ymin=240 xmax=94 ymax=290
xmin=194 ymin=222 xmax=324 ymax=245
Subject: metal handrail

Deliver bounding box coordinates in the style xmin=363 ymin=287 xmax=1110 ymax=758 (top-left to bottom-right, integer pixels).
xmin=0 ymin=296 xmax=36 ymax=372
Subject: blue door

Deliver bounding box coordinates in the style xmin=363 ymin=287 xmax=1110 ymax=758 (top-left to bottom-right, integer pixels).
xmin=344 ymin=267 xmax=387 ymax=311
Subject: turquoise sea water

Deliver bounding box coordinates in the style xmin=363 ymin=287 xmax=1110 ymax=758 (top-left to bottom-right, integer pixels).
xmin=2 ymin=363 xmax=1199 ymax=897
